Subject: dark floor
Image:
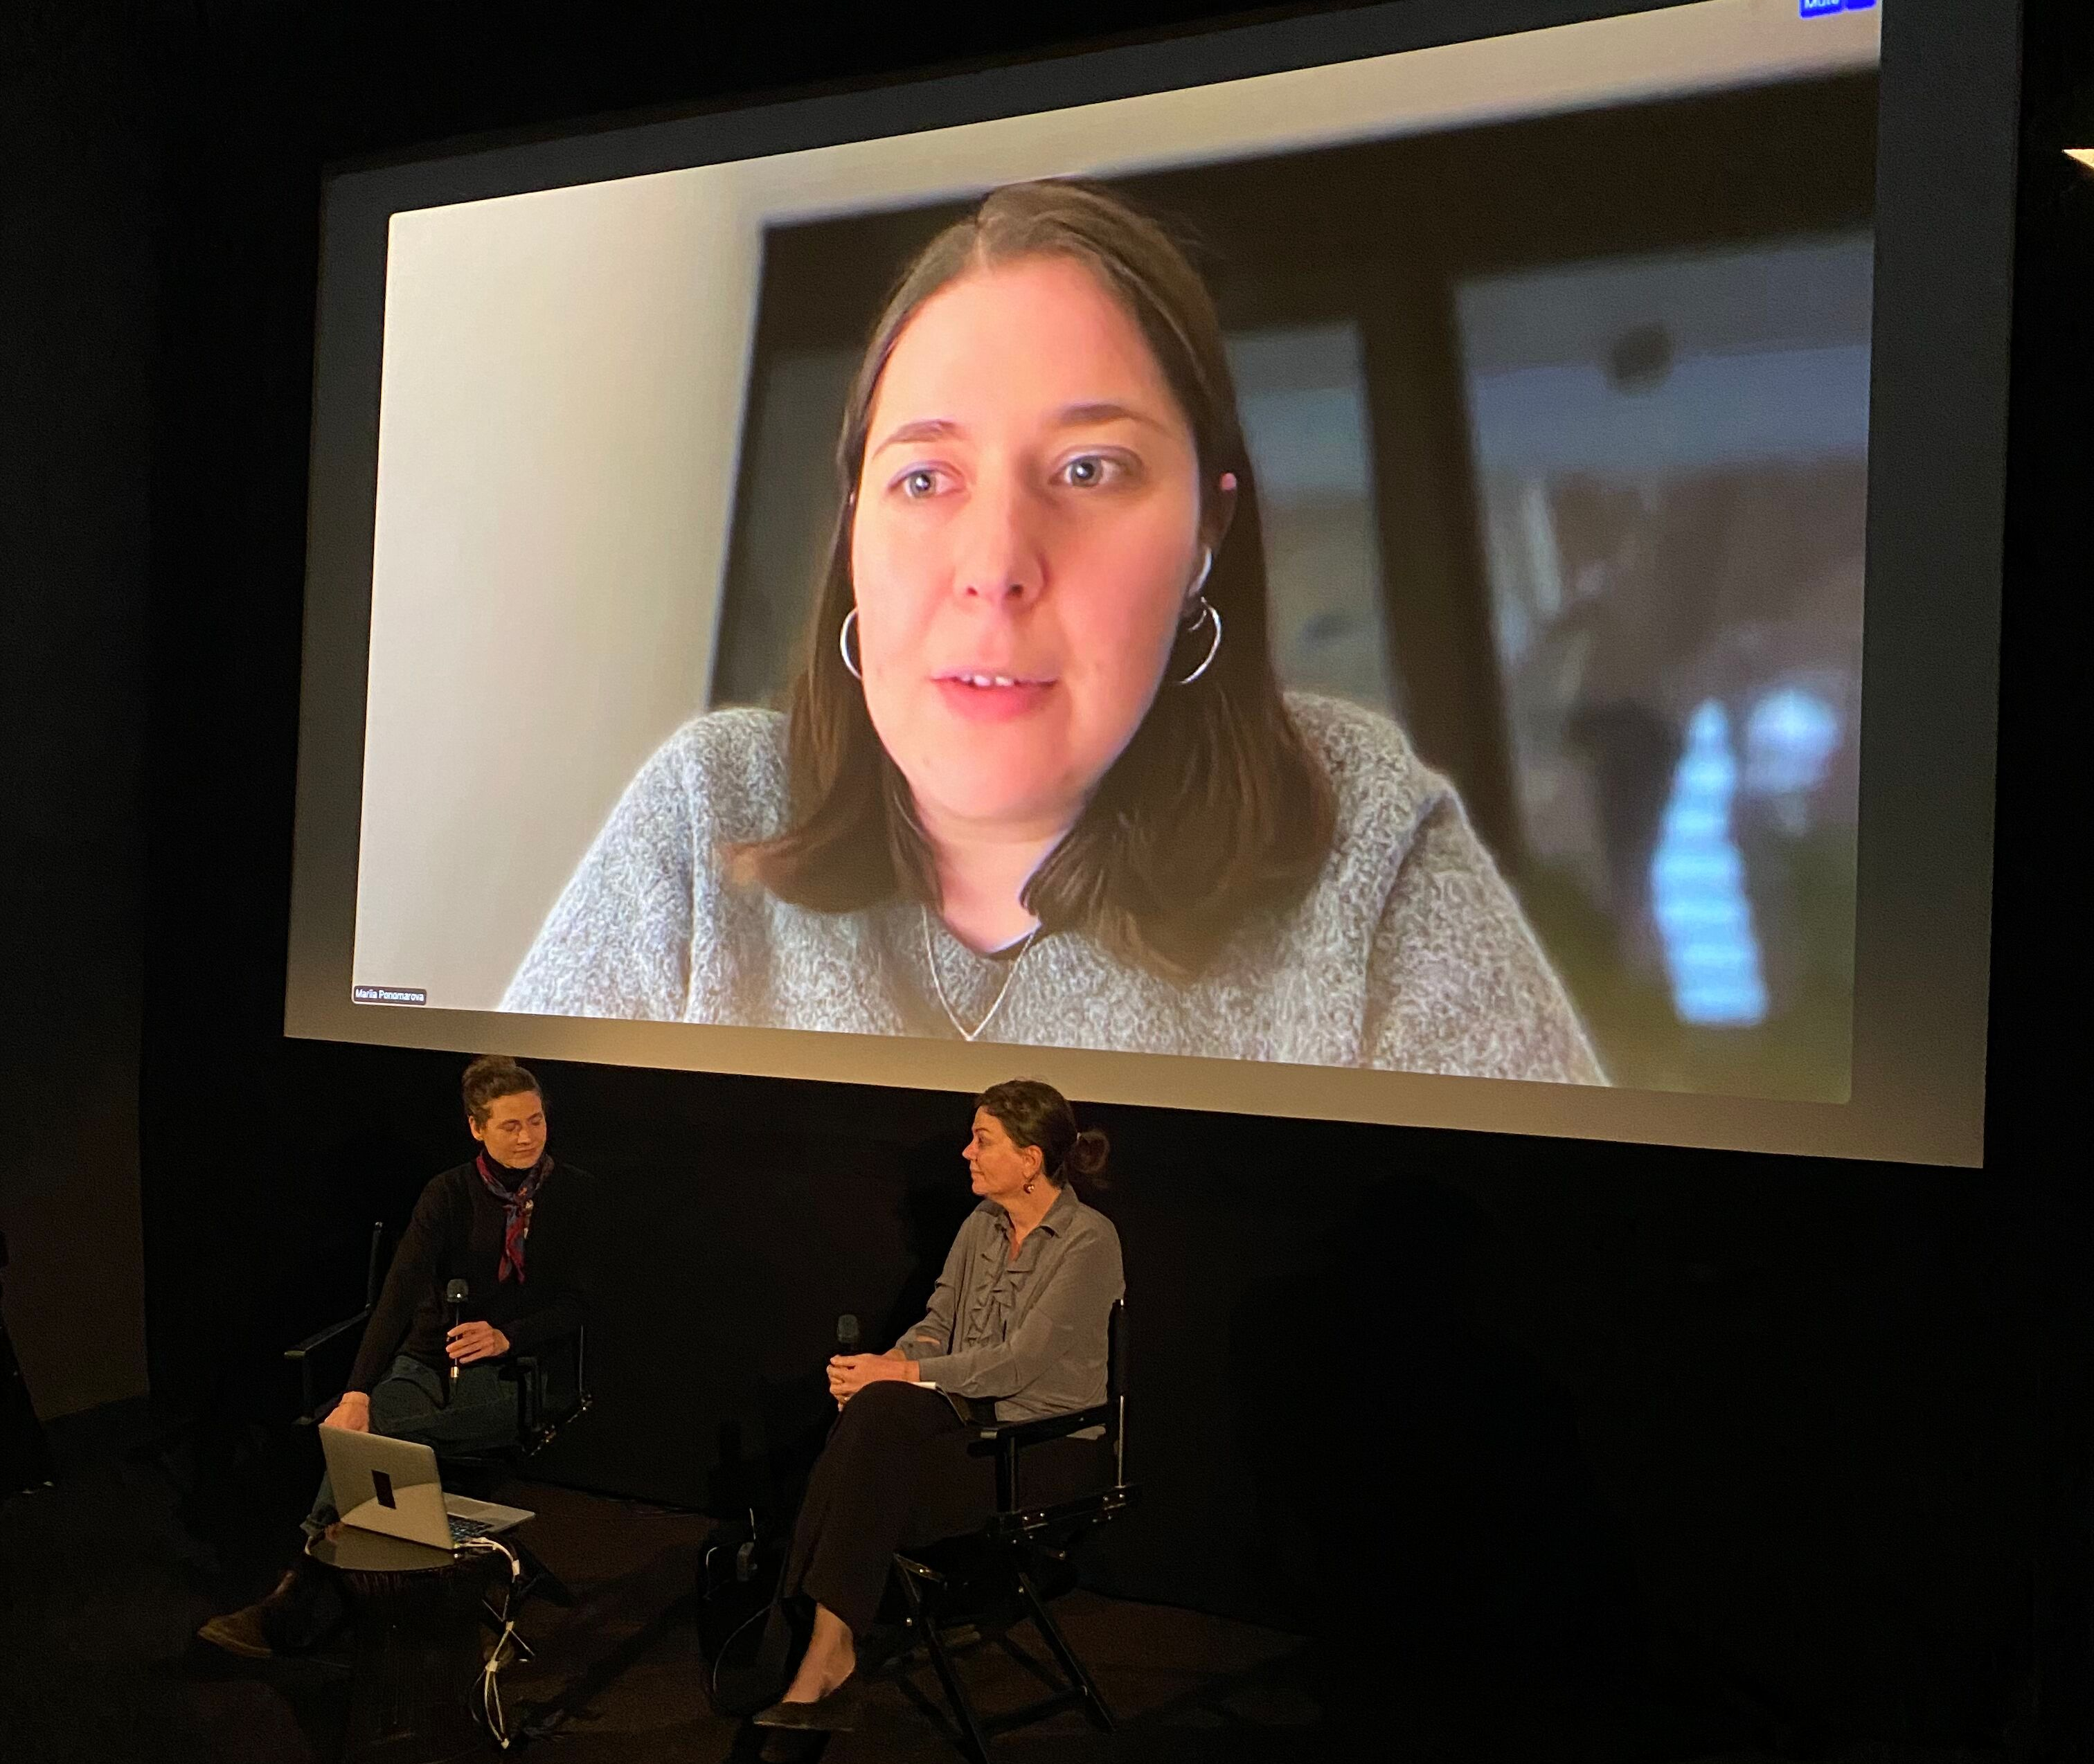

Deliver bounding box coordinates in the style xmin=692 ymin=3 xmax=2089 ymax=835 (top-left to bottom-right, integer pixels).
xmin=0 ymin=1428 xmax=2010 ymax=1764
xmin=0 ymin=1445 xmax=1323 ymax=1764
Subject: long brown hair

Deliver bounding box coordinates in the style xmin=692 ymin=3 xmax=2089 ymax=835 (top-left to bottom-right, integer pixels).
xmin=737 ymin=179 xmax=1335 ymax=982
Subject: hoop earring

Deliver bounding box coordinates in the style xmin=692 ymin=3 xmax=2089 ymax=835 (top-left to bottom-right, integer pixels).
xmin=1172 ymin=596 xmax=1224 ymax=686
xmin=839 ymin=606 xmax=863 ymax=681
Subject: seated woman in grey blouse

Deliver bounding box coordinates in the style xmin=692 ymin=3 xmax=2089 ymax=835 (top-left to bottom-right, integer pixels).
xmin=504 ymin=179 xmax=1601 ymax=1086
xmin=755 ymin=1080 xmax=1124 ymax=1731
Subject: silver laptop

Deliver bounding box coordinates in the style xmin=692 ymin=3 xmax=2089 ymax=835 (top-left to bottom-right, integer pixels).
xmin=321 ymin=1429 xmax=534 ymax=1551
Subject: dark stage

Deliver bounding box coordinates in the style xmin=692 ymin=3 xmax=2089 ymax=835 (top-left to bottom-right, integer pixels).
xmin=0 ymin=1416 xmax=2012 ymax=1764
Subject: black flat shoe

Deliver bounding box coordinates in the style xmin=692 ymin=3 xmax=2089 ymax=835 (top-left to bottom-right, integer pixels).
xmin=751 ymin=1674 xmax=860 ymax=1731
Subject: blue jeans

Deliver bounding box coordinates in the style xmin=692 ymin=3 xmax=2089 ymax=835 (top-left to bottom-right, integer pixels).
xmin=303 ymin=1353 xmax=518 ymax=1538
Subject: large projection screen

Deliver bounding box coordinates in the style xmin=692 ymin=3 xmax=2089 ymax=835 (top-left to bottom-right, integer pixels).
xmin=287 ymin=0 xmax=2012 ymax=1165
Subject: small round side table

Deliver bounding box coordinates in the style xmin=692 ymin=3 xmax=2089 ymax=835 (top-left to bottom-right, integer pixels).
xmin=307 ymin=1527 xmax=501 ymax=1763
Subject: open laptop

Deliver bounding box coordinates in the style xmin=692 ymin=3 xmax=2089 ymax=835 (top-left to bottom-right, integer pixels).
xmin=320 ymin=1428 xmax=534 ymax=1550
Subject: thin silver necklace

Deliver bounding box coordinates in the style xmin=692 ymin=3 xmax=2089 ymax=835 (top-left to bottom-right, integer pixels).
xmin=921 ymin=905 xmax=1039 ymax=1043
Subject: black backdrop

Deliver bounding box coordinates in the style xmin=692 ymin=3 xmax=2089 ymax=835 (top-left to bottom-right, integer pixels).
xmin=6 ymin=0 xmax=2087 ymax=1756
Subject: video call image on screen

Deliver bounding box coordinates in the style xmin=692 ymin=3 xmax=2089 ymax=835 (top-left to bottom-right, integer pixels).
xmin=341 ymin=0 xmax=1881 ymax=1104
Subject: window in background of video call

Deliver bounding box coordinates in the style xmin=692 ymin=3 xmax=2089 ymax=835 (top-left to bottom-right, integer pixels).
xmin=328 ymin=0 xmax=1919 ymax=1127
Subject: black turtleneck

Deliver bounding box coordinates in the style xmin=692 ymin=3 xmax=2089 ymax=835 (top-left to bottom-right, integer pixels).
xmin=346 ymin=1157 xmax=591 ymax=1394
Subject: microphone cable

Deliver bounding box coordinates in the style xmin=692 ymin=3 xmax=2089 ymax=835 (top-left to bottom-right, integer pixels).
xmin=458 ymin=1535 xmax=524 ymax=1749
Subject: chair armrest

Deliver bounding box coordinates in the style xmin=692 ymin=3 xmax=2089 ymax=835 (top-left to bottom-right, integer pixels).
xmin=964 ymin=1403 xmax=1113 ymax=1446
xmin=965 ymin=1403 xmax=1117 ymax=1512
xmin=284 ymin=1307 xmax=371 ymax=1423
xmin=284 ymin=1308 xmax=370 ymax=1360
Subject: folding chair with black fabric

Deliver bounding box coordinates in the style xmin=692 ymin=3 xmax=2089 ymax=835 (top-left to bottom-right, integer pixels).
xmin=884 ymin=1298 xmax=1137 ymax=1764
xmin=284 ymin=1220 xmax=596 ymax=1629
xmin=441 ymin=1326 xmax=593 ymax=1615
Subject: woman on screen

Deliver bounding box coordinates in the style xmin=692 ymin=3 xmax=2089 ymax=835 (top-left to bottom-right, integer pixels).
xmin=504 ymin=179 xmax=1600 ymax=1082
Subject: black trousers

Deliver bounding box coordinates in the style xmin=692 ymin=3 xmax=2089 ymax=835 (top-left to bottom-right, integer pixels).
xmin=784 ymin=1380 xmax=1106 ymax=1637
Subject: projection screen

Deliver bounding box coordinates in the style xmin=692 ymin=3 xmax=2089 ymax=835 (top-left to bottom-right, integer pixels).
xmin=286 ymin=0 xmax=2011 ymax=1164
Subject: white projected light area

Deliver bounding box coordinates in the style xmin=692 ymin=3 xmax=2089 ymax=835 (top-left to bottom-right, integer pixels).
xmin=285 ymin=0 xmax=2007 ymax=1164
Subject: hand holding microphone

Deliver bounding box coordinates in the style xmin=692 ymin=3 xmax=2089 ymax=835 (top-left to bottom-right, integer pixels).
xmin=827 ymin=1313 xmax=917 ymax=1406
xmin=445 ymin=1279 xmax=470 ymax=1396
xmin=443 ymin=1279 xmax=512 ymax=1398
xmin=827 ymin=1313 xmax=861 ymax=1407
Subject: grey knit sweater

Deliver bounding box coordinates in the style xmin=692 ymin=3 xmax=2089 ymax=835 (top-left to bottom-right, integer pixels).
xmin=503 ymin=694 xmax=1604 ymax=1083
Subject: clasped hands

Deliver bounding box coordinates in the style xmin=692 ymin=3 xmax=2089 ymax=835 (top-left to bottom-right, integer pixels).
xmin=319 ymin=1323 xmax=511 ymax=1431
xmin=827 ymin=1349 xmax=920 ymax=1407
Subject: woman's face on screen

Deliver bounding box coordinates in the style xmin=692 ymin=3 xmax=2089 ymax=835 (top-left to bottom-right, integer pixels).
xmin=849 ymin=254 xmax=1205 ymax=844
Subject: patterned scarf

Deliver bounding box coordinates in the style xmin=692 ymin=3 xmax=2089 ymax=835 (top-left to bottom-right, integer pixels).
xmin=475 ymin=1152 xmax=551 ymax=1284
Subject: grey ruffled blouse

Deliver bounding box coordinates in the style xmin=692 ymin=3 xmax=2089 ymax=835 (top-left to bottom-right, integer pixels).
xmin=895 ymin=1184 xmax=1124 ymax=1426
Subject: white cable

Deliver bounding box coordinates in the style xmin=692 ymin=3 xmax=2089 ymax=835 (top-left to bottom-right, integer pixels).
xmin=458 ymin=1536 xmax=524 ymax=1749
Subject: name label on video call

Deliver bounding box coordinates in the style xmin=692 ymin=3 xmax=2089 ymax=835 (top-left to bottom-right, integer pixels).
xmin=352 ymin=984 xmax=427 ymax=1007
xmin=1800 ymin=0 xmax=1875 ymax=16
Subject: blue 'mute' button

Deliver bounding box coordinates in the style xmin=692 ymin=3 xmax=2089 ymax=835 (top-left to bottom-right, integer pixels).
xmin=1799 ymin=0 xmax=1843 ymax=15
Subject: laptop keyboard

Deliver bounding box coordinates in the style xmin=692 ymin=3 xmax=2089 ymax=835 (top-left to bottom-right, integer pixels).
xmin=449 ymin=1515 xmax=497 ymax=1543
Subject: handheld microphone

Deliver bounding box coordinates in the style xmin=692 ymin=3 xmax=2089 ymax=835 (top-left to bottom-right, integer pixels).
xmin=445 ymin=1278 xmax=470 ymax=1397
xmin=835 ymin=1313 xmax=861 ymax=1360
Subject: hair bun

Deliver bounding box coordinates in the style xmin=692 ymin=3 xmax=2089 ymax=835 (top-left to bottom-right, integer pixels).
xmin=1068 ymin=1128 xmax=1111 ymax=1180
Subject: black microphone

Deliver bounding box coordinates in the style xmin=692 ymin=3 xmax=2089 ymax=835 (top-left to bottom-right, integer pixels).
xmin=445 ymin=1278 xmax=470 ymax=1398
xmin=835 ymin=1313 xmax=861 ymax=1360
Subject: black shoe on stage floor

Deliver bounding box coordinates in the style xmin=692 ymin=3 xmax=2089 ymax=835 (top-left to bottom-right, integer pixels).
xmin=196 ymin=1557 xmax=337 ymax=1658
xmin=751 ymin=1673 xmax=860 ymax=1731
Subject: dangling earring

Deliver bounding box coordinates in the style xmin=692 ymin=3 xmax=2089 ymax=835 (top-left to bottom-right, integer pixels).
xmin=839 ymin=606 xmax=863 ymax=681
xmin=1172 ymin=584 xmax=1223 ymax=687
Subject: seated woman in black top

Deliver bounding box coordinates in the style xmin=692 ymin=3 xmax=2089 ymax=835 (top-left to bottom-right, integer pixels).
xmin=197 ymin=1055 xmax=591 ymax=1657
xmin=757 ymin=1079 xmax=1124 ymax=1730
